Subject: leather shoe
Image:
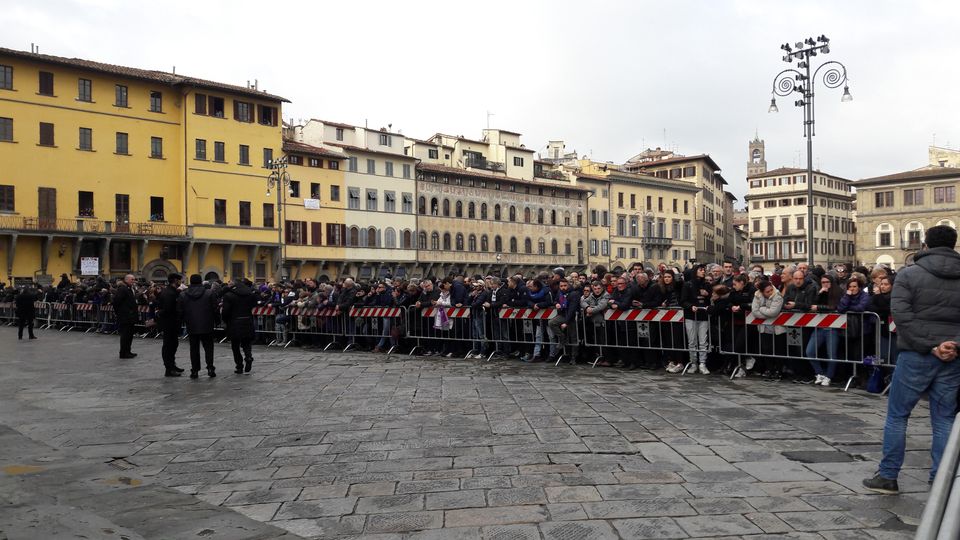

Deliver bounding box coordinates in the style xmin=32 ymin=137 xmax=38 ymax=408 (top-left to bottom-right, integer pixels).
xmin=189 ymin=371 xmax=199 ymax=379
xmin=234 ymin=365 xmax=244 ymax=374
xmin=29 ymin=335 xmax=38 ymax=340
xmin=164 ymin=370 xmax=181 ymax=377
xmin=119 ymin=353 xmax=138 ymax=359
xmin=207 ymin=368 xmax=216 ymax=378
xmin=172 ymin=366 xmax=185 ymax=373
xmin=244 ymin=358 xmax=253 ymax=373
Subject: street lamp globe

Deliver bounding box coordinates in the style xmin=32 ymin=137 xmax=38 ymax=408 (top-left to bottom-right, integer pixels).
xmin=841 ymin=85 xmax=853 ymax=102
xmin=768 ymin=97 xmax=779 ymax=113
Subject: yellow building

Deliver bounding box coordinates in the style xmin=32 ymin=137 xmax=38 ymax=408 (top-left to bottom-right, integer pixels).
xmin=0 ymin=47 xmax=287 ymax=284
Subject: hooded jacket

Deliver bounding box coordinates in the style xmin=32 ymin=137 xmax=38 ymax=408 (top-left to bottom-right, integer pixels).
xmin=222 ymin=283 xmax=257 ymax=340
xmin=177 ymin=284 xmax=219 ymax=334
xmin=891 ymin=247 xmax=960 ymax=353
xmin=156 ymin=283 xmax=181 ymax=329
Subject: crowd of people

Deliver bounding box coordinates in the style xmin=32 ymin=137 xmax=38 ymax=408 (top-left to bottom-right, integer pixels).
xmin=4 ymin=257 xmax=899 ymax=387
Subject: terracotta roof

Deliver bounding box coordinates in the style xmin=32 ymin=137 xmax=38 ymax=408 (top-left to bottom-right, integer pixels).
xmin=429 ymin=133 xmax=489 ymax=146
xmin=747 ymin=166 xmax=851 ymax=182
xmin=0 ymin=47 xmax=289 ymax=102
xmin=857 ymin=166 xmax=960 ymax=185
xmin=311 ymin=119 xmax=355 ymax=129
xmin=625 ymin=153 xmax=721 ymax=172
xmin=282 ymin=140 xmax=345 ymax=160
xmin=325 ymin=141 xmax=415 ymax=159
xmin=419 ymin=162 xmax=591 ymax=192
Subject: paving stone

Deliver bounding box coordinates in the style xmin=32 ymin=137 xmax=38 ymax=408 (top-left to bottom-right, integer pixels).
xmin=687 ymin=497 xmax=755 ymax=515
xmin=614 ymin=471 xmax=685 ymax=484
xmin=745 ymin=496 xmax=817 ymax=512
xmin=487 ymin=486 xmax=548 ymax=506
xmin=271 ymin=516 xmax=365 ymax=537
xmin=299 ymin=483 xmax=350 ymax=500
xmin=736 ymin=461 xmax=824 ymax=482
xmin=364 ymin=510 xmax=444 ymax=533
xmin=348 ymin=481 xmax=397 ymax=496
xmin=544 ymin=485 xmax=602 ymax=503
xmin=546 ymin=503 xmax=588 ymax=521
xmin=758 ymin=481 xmax=854 ymax=497
xmin=674 ymin=514 xmax=763 ymax=536
xmin=407 ymin=527 xmax=482 ymax=540
xmin=355 ymin=494 xmax=425 ymax=514
xmin=461 ymin=476 xmax=512 ymax=490
xmin=231 ymin=502 xmax=280 ymax=521
xmin=777 ymin=510 xmax=866 ymax=531
xmin=396 ymin=479 xmax=461 ymax=493
xmin=424 ymin=489 xmax=486 ymax=510
xmin=610 ymin=517 xmax=689 ymax=539
xmin=222 ymin=487 xmax=303 ymax=506
xmin=745 ymin=512 xmax=794 ymax=534
xmin=581 ymin=499 xmax=697 ymax=519
xmin=481 ymin=524 xmax=542 ymax=540
xmin=597 ymin=483 xmax=689 ymax=500
xmin=684 ymin=482 xmax=769 ymax=498
xmin=444 ymin=505 xmax=549 ymax=527
xmin=539 ymin=519 xmax=618 ymax=539
xmin=273 ymin=496 xmax=358 ymax=519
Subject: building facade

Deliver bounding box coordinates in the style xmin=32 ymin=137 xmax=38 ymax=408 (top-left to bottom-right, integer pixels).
xmin=855 ymin=166 xmax=959 ymax=269
xmin=623 ymin=150 xmax=730 ymax=264
xmin=406 ymin=130 xmax=588 ymax=277
xmin=0 ymin=47 xmax=286 ymax=285
xmin=746 ymin=165 xmax=856 ymax=270
xmin=293 ymin=120 xmax=418 ymax=280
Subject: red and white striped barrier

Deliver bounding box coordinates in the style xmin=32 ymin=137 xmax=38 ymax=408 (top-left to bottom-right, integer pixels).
xmin=252 ymin=306 xmax=276 ymax=316
xmin=888 ymin=316 xmax=896 ymax=333
xmin=349 ymin=307 xmax=403 ymax=318
xmin=497 ymin=307 xmax=557 ymax=320
xmin=604 ymin=308 xmax=684 ymax=323
xmin=746 ymin=311 xmax=847 ymax=329
xmin=421 ymin=307 xmax=471 ymax=318
xmin=75 ymin=303 xmax=96 ymax=312
xmin=52 ymin=302 xmax=68 ymax=311
xmin=286 ymin=307 xmax=337 ymax=317
xmin=99 ymin=303 xmax=113 ymax=312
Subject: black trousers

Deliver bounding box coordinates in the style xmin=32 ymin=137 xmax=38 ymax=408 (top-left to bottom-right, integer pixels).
xmin=17 ymin=316 xmax=35 ymax=338
xmin=118 ymin=323 xmax=135 ymax=356
xmin=230 ymin=337 xmax=252 ymax=366
xmin=161 ymin=327 xmax=180 ymax=369
xmin=189 ymin=333 xmax=215 ymax=372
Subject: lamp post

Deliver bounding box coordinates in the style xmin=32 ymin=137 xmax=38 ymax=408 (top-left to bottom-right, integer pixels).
xmin=266 ymin=156 xmax=293 ymax=279
xmin=768 ymin=35 xmax=851 ymax=267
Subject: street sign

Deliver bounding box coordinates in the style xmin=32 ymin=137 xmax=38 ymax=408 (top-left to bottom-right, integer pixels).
xmin=80 ymin=257 xmax=99 ymax=276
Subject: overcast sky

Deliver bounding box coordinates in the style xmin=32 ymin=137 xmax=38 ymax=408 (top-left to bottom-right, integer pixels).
xmin=5 ymin=0 xmax=959 ymax=205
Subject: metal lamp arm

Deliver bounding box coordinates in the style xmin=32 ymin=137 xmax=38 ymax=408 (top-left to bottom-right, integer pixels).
xmin=771 ymin=68 xmax=804 ymax=97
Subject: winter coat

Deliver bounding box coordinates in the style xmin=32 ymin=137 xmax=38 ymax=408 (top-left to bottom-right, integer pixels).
xmin=608 ymin=286 xmax=634 ymax=312
xmin=783 ymin=281 xmax=818 ymax=311
xmin=336 ymin=285 xmax=359 ymax=312
xmin=15 ymin=289 xmax=37 ymax=319
xmin=526 ymin=286 xmax=553 ymax=309
xmin=221 ymin=283 xmax=257 ymax=340
xmin=680 ymin=277 xmax=710 ymax=321
xmin=451 ymin=280 xmax=468 ymax=307
xmin=580 ymin=290 xmax=610 ymax=324
xmin=156 ymin=284 xmax=180 ymax=330
xmin=751 ymin=289 xmax=786 ymax=335
xmin=177 ymin=284 xmax=219 ymax=335
xmin=554 ymin=288 xmax=581 ymax=325
xmin=638 ymin=283 xmax=664 ymax=309
xmin=867 ymin=291 xmax=893 ymax=336
xmin=112 ymin=284 xmax=139 ymax=325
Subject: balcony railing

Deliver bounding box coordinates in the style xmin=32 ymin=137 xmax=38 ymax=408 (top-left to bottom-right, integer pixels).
xmin=643 ymin=236 xmax=673 ymax=247
xmin=0 ymin=215 xmax=188 ymax=237
xmin=464 ymin=156 xmax=505 ymax=172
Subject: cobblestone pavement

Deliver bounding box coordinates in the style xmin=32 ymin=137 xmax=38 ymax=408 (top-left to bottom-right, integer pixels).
xmin=0 ymin=328 xmax=933 ymax=539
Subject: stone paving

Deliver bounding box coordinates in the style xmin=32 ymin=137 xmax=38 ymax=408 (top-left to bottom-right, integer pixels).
xmin=0 ymin=327 xmax=935 ymax=539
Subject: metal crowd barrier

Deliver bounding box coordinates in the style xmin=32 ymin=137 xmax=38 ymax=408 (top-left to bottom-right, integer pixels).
xmin=0 ymin=302 xmax=14 ymax=325
xmin=717 ymin=310 xmax=884 ymax=391
xmin=409 ymin=306 xmax=475 ymax=358
xmin=916 ymin=414 xmax=960 ymax=540
xmin=588 ymin=307 xmax=688 ymax=369
xmin=343 ymin=306 xmax=405 ymax=354
xmin=33 ymin=301 xmax=51 ymax=329
xmin=483 ymin=307 xmax=558 ymax=361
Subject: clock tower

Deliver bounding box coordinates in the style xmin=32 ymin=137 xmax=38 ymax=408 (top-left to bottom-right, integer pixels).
xmin=747 ymin=135 xmax=767 ymax=177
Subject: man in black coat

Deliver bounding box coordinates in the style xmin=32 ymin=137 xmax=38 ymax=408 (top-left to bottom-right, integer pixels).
xmin=156 ymin=273 xmax=184 ymax=376
xmin=222 ymin=278 xmax=257 ymax=374
xmin=15 ymin=285 xmax=38 ymax=340
xmin=177 ymin=274 xmax=219 ymax=378
xmin=112 ymin=274 xmax=139 ymax=358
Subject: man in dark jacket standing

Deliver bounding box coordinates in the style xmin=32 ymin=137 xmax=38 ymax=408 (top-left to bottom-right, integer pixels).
xmin=864 ymin=225 xmax=960 ymax=494
xmin=15 ymin=284 xmax=38 ymax=340
xmin=222 ymin=278 xmax=258 ymax=374
xmin=157 ymin=273 xmax=184 ymax=376
xmin=178 ymin=274 xmax=219 ymax=378
xmin=113 ymin=274 xmax=139 ymax=359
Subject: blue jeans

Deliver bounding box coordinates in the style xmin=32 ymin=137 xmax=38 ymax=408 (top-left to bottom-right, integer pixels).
xmin=471 ymin=316 xmax=486 ymax=353
xmin=806 ymin=329 xmax=839 ymax=379
xmin=879 ymin=350 xmax=960 ymax=481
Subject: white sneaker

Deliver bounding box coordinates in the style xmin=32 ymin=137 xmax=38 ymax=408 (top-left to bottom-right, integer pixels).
xmin=665 ymin=362 xmax=676 ymax=372
xmin=820 ymin=377 xmax=831 ymax=387
xmin=744 ymin=357 xmax=756 ymax=371
xmin=699 ymin=363 xmax=710 ymax=375
xmin=666 ymin=363 xmax=682 ymax=374
xmin=733 ymin=369 xmax=746 ymax=378
xmin=814 ymin=374 xmax=825 ymax=385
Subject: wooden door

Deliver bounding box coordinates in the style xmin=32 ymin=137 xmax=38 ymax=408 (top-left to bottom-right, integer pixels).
xmin=38 ymin=187 xmax=56 ymax=229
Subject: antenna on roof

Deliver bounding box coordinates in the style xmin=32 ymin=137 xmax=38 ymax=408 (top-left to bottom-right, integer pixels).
xmin=172 ymin=65 xmax=176 ymax=74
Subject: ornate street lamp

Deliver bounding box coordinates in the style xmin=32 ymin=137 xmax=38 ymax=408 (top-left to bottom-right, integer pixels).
xmin=768 ymin=35 xmax=852 ymax=266
xmin=266 ymin=156 xmax=293 ymax=279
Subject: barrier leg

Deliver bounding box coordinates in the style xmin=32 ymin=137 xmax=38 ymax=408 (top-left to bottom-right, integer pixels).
xmin=844 ymin=363 xmax=857 ymax=392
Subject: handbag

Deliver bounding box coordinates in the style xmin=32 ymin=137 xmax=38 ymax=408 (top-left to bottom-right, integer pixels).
xmin=866 ymin=366 xmax=884 ymax=394
xmin=434 ymin=307 xmax=451 ymax=330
